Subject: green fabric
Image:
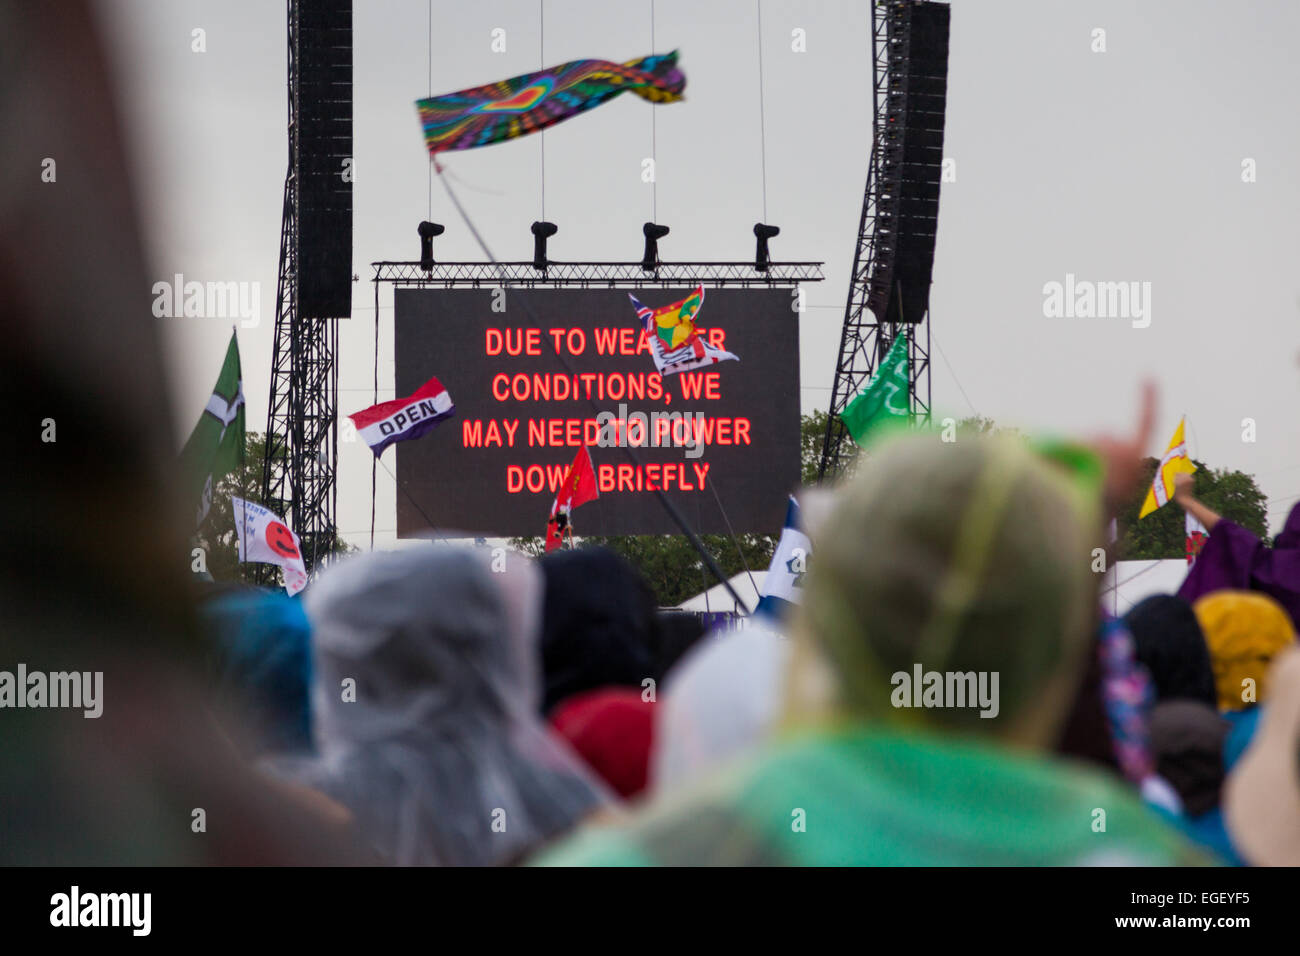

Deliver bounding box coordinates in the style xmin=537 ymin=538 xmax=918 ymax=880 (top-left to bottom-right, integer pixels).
xmin=1030 ymin=437 xmax=1106 ymax=501
xmin=534 ymin=727 xmax=1212 ymax=866
xmin=840 ymin=332 xmax=912 ymax=444
xmin=179 ymin=332 xmax=244 ymax=526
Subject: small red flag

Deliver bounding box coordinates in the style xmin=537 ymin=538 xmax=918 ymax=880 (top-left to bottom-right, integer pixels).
xmin=545 ymin=446 xmax=599 ymax=552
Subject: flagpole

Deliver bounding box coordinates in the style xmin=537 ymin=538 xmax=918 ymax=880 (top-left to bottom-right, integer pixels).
xmin=231 ymin=327 xmax=251 ymax=585
xmin=241 ymin=497 xmax=252 ymax=586
xmin=374 ymin=455 xmax=453 ymax=545
xmin=708 ymin=478 xmax=758 ymax=600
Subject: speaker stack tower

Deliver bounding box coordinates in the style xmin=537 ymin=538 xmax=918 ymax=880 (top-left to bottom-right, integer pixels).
xmin=261 ymin=0 xmax=353 ymax=574
xmin=819 ymin=0 xmax=951 ymax=480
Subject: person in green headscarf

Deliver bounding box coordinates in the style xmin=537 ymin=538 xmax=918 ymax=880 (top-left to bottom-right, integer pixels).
xmin=533 ymin=433 xmax=1208 ymax=865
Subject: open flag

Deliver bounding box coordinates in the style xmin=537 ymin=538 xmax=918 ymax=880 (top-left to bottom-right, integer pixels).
xmin=231 ymin=497 xmax=308 ymax=596
xmin=755 ymin=496 xmax=811 ymax=621
xmin=546 ymin=446 xmax=600 ymax=552
xmin=840 ymin=331 xmax=911 ymax=444
xmin=180 ymin=332 xmax=245 ymax=526
xmin=629 ymin=286 xmax=738 ymax=377
xmin=348 ymin=375 xmax=454 ymax=457
xmin=1138 ymin=418 xmax=1196 ymax=519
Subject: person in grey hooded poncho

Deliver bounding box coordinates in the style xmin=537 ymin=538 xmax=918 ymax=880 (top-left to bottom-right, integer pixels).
xmin=273 ymin=547 xmax=608 ymax=865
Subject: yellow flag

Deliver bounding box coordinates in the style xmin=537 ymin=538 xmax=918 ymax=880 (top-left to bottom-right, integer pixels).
xmin=1139 ymin=418 xmax=1196 ymax=518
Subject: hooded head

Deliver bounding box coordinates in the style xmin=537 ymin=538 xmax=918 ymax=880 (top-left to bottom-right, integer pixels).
xmin=1193 ymin=590 xmax=1296 ymax=711
xmin=549 ymin=688 xmax=656 ymax=799
xmin=537 ymin=546 xmax=659 ymax=713
xmin=201 ymin=588 xmax=314 ymax=757
xmin=791 ymin=434 xmax=1102 ymax=747
xmin=307 ymin=547 xmax=544 ymax=750
xmin=1124 ymin=595 xmax=1217 ymax=707
xmin=293 ymin=546 xmax=605 ymax=866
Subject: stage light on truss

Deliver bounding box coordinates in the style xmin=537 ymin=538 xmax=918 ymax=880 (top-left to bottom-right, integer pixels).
xmin=753 ymin=223 xmax=780 ymax=272
xmin=641 ymin=222 xmax=670 ymax=271
xmin=418 ymin=221 xmax=445 ymax=271
xmin=531 ymin=221 xmax=558 ymax=270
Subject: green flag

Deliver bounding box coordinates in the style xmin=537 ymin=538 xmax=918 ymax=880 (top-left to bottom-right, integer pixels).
xmin=180 ymin=332 xmax=245 ymax=526
xmin=840 ymin=332 xmax=912 ymax=444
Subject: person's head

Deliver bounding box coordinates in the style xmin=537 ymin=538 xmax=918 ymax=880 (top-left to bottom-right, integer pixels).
xmin=1193 ymin=590 xmax=1297 ymax=712
xmin=306 ymin=547 xmax=545 ymax=750
xmin=549 ymin=688 xmax=656 ymax=799
xmin=1124 ymin=595 xmax=1217 ymax=707
xmin=537 ymin=546 xmax=659 ymax=713
xmin=1148 ymin=700 xmax=1228 ymax=817
xmin=200 ymin=588 xmax=315 ymax=757
xmin=296 ymin=546 xmax=605 ymax=865
xmin=791 ymin=434 xmax=1102 ymax=748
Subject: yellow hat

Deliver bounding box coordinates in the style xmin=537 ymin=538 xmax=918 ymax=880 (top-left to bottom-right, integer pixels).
xmin=1193 ymin=591 xmax=1296 ymax=711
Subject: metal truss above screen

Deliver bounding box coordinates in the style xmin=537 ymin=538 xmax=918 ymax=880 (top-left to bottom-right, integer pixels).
xmin=371 ymin=261 xmax=824 ymax=288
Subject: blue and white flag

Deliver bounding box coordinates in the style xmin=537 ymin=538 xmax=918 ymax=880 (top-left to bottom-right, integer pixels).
xmin=755 ymin=496 xmax=811 ymax=620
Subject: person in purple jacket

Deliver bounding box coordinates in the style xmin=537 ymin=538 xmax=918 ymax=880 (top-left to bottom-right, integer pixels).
xmin=1174 ymin=472 xmax=1300 ymax=630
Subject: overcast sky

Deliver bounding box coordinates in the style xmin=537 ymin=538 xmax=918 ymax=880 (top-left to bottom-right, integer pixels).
xmin=98 ymin=0 xmax=1300 ymax=548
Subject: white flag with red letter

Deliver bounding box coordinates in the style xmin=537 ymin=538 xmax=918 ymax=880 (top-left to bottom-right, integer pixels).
xmin=231 ymin=496 xmax=308 ymax=595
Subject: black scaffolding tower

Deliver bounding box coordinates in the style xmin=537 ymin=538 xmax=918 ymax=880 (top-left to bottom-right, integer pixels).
xmin=818 ymin=0 xmax=950 ymax=480
xmin=261 ymin=0 xmax=353 ymax=573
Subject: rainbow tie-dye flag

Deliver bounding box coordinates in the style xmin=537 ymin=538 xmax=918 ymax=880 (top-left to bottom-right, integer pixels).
xmin=417 ymin=52 xmax=685 ymax=156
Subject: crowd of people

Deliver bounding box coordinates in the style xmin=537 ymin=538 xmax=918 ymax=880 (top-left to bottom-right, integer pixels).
xmin=4 ymin=1 xmax=1300 ymax=867
xmin=190 ymin=427 xmax=1299 ymax=867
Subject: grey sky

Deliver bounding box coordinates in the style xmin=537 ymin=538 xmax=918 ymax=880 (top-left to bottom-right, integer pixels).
xmin=99 ymin=0 xmax=1300 ymax=547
